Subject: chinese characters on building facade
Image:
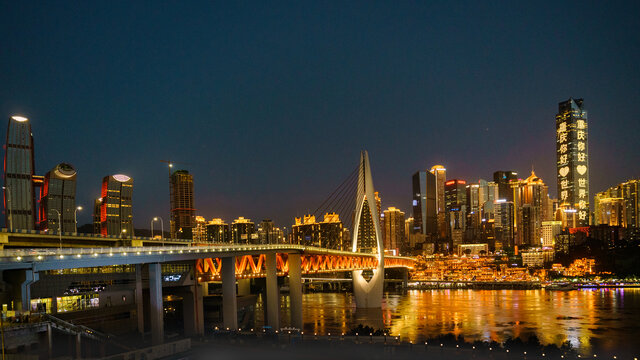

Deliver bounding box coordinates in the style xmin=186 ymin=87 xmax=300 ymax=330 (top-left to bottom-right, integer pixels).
xmin=556 ymin=98 xmax=590 ymax=226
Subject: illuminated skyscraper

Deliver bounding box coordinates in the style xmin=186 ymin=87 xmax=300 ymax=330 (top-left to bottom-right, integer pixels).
xmin=513 ymin=171 xmax=552 ymax=247
xmin=494 ymin=199 xmax=515 ymax=249
xmin=170 ymin=170 xmax=195 ymax=239
xmin=3 ymin=115 xmax=36 ymax=230
xmin=411 ymin=171 xmax=437 ymax=236
xmin=430 ymin=165 xmax=447 ymax=239
xmin=39 ymin=163 xmax=77 ymax=232
xmin=445 ymin=179 xmax=467 ymax=251
xmin=556 ymin=98 xmax=590 ymax=227
xmin=594 ymin=179 xmax=639 ymax=239
xmin=383 ymin=207 xmax=405 ymax=254
xmin=97 ymin=174 xmax=133 ymax=236
xmin=466 ymin=183 xmax=481 ymax=241
xmin=493 ymin=171 xmax=518 ymax=202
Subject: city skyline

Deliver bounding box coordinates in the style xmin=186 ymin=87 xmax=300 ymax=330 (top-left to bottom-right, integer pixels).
xmin=1 ymin=2 xmax=639 ymax=229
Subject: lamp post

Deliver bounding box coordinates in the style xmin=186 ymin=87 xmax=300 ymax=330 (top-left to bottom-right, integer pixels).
xmin=2 ymin=186 xmax=12 ymax=232
xmin=74 ymin=206 xmax=83 ymax=234
xmin=49 ymin=209 xmax=62 ymax=250
xmin=152 ymin=217 xmax=164 ymax=246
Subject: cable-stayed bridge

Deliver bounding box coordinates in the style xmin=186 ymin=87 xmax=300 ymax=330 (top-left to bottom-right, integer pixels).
xmin=0 ymin=151 xmax=410 ymax=350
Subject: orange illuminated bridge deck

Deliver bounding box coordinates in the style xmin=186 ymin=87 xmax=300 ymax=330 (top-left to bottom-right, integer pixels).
xmin=0 ymin=243 xmax=415 ymax=275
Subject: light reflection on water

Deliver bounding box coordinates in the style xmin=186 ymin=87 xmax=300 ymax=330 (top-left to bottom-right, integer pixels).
xmin=261 ymin=288 xmax=640 ymax=354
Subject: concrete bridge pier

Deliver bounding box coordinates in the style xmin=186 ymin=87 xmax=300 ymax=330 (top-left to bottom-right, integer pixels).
xmin=237 ymin=278 xmax=251 ymax=296
xmin=402 ymin=268 xmax=409 ymax=289
xmin=265 ymin=252 xmax=279 ymax=329
xmin=135 ymin=264 xmax=144 ymax=335
xmin=182 ymin=280 xmax=204 ymax=336
xmin=288 ymin=254 xmax=302 ymax=329
xmin=75 ymin=333 xmax=81 ymax=359
xmin=148 ymin=263 xmax=164 ymax=345
xmin=221 ymin=256 xmax=238 ymax=330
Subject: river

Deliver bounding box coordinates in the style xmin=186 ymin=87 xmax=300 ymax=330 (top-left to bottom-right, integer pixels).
xmin=254 ymin=288 xmax=640 ymax=356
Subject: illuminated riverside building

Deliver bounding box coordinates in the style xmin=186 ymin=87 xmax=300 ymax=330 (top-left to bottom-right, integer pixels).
xmin=257 ymin=219 xmax=284 ymax=244
xmin=412 ymin=255 xmax=536 ymax=282
xmin=231 ymin=217 xmax=255 ymax=244
xmin=521 ymin=248 xmax=554 ymax=267
xmin=445 ymin=179 xmax=467 ymax=250
xmin=541 ymin=220 xmax=563 ymax=247
xmin=3 ymin=115 xmax=37 ymax=230
xmin=411 ymin=170 xmax=437 ymax=237
xmin=430 ymin=165 xmax=447 ymax=239
xmin=95 ymin=175 xmax=133 ymax=236
xmin=494 ymin=199 xmax=514 ymax=249
xmin=192 ymin=216 xmax=207 ymax=242
xmin=170 ymin=170 xmax=195 ymax=239
xmin=292 ymin=213 xmax=348 ymax=249
xmin=512 ymin=171 xmax=552 ymax=247
xmin=493 ymin=170 xmax=518 ymax=202
xmin=556 ymin=98 xmax=590 ymax=227
xmin=594 ymin=179 xmax=639 ymax=229
xmin=39 ymin=163 xmax=77 ymax=232
xmin=382 ymin=207 xmax=405 ymax=254
xmin=466 ymin=183 xmax=481 ymax=241
xmin=206 ymin=218 xmax=230 ymax=243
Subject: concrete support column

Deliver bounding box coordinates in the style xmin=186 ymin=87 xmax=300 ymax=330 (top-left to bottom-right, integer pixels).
xmin=221 ymin=256 xmax=237 ymax=330
xmin=75 ymin=333 xmax=81 ymax=359
xmin=265 ymin=252 xmax=280 ymax=329
xmin=135 ymin=264 xmax=144 ymax=335
xmin=38 ymin=323 xmax=53 ymax=360
xmin=237 ymin=279 xmax=251 ymax=296
xmin=402 ymin=268 xmax=409 ymax=289
xmin=47 ymin=323 xmax=53 ymax=357
xmin=148 ymin=263 xmax=164 ymax=345
xmin=21 ymin=269 xmax=39 ymax=312
xmin=288 ymin=254 xmax=303 ymax=329
xmin=183 ymin=284 xmax=204 ymax=337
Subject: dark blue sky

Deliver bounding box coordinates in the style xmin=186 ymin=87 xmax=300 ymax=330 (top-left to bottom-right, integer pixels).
xmin=1 ymin=1 xmax=639 ymax=229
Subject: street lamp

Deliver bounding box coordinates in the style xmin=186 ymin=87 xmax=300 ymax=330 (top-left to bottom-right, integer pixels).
xmin=152 ymin=217 xmax=164 ymax=245
xmin=2 ymin=186 xmax=12 ymax=231
xmin=74 ymin=206 xmax=83 ymax=234
xmin=49 ymin=209 xmax=62 ymax=250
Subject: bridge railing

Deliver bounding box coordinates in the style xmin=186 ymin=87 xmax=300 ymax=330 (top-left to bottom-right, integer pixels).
xmin=0 ymin=243 xmax=416 ymax=269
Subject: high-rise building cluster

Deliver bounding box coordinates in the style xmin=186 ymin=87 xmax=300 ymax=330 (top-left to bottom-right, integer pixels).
xmin=593 ymin=179 xmax=639 ymax=240
xmin=5 ymin=97 xmax=636 ymax=254
xmin=403 ymin=98 xmax=599 ymax=256
xmin=3 ymin=116 xmax=114 ymax=236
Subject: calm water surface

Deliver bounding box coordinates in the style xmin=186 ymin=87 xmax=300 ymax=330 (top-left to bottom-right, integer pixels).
xmin=259 ymin=288 xmax=640 ymax=355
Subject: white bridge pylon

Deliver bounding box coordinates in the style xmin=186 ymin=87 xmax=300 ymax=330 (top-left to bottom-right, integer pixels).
xmin=351 ymin=150 xmax=384 ymax=308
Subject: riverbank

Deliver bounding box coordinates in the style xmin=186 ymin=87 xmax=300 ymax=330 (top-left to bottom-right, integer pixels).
xmin=187 ymin=332 xmax=628 ymax=360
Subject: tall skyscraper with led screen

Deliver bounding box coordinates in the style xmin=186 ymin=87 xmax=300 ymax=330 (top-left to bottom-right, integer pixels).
xmin=3 ymin=115 xmax=36 ymax=230
xmin=556 ymin=98 xmax=589 ymax=227
xmin=430 ymin=165 xmax=447 ymax=238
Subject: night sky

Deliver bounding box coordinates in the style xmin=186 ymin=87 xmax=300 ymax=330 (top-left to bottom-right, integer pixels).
xmin=1 ymin=1 xmax=639 ymax=229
